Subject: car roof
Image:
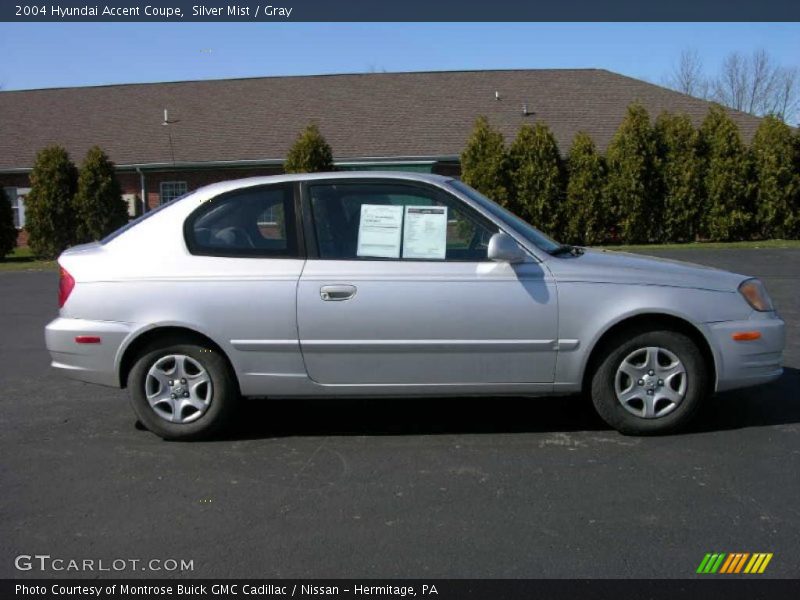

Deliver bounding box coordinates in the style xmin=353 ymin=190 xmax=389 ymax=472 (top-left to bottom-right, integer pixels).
xmin=188 ymin=171 xmax=454 ymax=199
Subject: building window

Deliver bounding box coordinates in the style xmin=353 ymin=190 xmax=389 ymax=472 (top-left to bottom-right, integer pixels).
xmin=4 ymin=187 xmax=29 ymax=229
xmin=257 ymin=204 xmax=281 ymax=225
xmin=159 ymin=181 xmax=188 ymax=204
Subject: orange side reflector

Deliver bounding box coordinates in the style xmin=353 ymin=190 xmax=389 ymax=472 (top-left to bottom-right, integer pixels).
xmin=732 ymin=331 xmax=762 ymax=341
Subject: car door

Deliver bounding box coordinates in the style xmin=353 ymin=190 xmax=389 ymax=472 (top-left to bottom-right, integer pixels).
xmin=181 ymin=182 xmax=307 ymax=396
xmin=295 ymin=179 xmax=558 ymax=386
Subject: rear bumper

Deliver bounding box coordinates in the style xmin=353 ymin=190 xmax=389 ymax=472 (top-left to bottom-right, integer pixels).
xmin=708 ymin=313 xmax=785 ymax=392
xmin=45 ymin=317 xmax=132 ymax=388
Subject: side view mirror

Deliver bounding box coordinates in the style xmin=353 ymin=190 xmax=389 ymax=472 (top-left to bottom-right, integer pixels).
xmin=487 ymin=232 xmax=527 ymax=264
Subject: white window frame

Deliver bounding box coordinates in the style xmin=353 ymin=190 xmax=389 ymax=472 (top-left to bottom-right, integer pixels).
xmin=257 ymin=204 xmax=280 ymax=226
xmin=4 ymin=187 xmax=29 ymax=229
xmin=159 ymin=181 xmax=188 ymax=204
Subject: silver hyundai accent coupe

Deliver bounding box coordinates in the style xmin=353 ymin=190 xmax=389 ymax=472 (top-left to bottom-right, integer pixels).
xmin=45 ymin=172 xmax=785 ymax=440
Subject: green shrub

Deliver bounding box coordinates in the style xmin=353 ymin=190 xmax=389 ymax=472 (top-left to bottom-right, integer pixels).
xmin=0 ymin=188 xmax=17 ymax=259
xmin=604 ymin=103 xmax=661 ymax=244
xmin=284 ymin=123 xmax=334 ymax=173
xmin=563 ymin=132 xmax=609 ymax=245
xmin=751 ymin=115 xmax=799 ymax=239
xmin=74 ymin=146 xmax=128 ymax=243
xmin=25 ymin=146 xmax=78 ymax=259
xmin=460 ymin=116 xmax=511 ymax=209
xmin=654 ymin=112 xmax=704 ymax=242
xmin=699 ymin=106 xmax=754 ymax=241
xmin=509 ymin=122 xmax=565 ymax=237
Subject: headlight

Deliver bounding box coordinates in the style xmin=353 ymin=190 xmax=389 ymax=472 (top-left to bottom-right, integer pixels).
xmin=738 ymin=278 xmax=774 ymax=312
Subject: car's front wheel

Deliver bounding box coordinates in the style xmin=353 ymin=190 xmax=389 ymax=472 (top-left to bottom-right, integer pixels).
xmin=129 ymin=338 xmax=237 ymax=440
xmin=590 ymin=329 xmax=708 ymax=435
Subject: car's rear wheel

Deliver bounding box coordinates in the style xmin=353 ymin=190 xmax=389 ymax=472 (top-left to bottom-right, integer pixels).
xmin=590 ymin=329 xmax=708 ymax=435
xmin=129 ymin=338 xmax=237 ymax=440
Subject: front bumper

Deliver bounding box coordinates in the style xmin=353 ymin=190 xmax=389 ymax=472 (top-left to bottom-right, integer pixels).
xmin=708 ymin=313 xmax=785 ymax=392
xmin=45 ymin=318 xmax=132 ymax=388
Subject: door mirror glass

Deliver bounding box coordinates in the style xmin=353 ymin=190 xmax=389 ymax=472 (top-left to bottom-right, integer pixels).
xmin=487 ymin=232 xmax=527 ymax=263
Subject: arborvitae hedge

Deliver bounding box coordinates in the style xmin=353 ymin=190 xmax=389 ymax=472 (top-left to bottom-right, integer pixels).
xmin=699 ymin=106 xmax=754 ymax=241
xmin=0 ymin=188 xmax=17 ymax=259
xmin=454 ymin=104 xmax=799 ymax=246
xmin=509 ymin=122 xmax=565 ymax=238
xmin=654 ymin=112 xmax=704 ymax=243
xmin=563 ymin=132 xmax=609 ymax=246
xmin=604 ymin=103 xmax=661 ymax=244
xmin=25 ymin=146 xmax=78 ymax=259
xmin=284 ymin=123 xmax=334 ymax=173
xmin=74 ymin=146 xmax=129 ymax=243
xmin=751 ymin=116 xmax=799 ymax=239
xmin=460 ymin=116 xmax=511 ymax=209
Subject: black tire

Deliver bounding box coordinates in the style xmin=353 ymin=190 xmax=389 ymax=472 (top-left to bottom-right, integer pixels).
xmin=590 ymin=329 xmax=708 ymax=435
xmin=128 ymin=337 xmax=237 ymax=441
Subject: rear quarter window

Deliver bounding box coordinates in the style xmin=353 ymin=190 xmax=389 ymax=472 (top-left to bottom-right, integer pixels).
xmin=184 ymin=185 xmax=299 ymax=258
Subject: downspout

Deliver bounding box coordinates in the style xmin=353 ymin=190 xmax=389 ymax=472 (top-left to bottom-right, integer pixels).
xmin=135 ymin=167 xmax=147 ymax=214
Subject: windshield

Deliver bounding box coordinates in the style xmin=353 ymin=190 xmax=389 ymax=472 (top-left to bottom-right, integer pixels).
xmin=447 ymin=180 xmax=561 ymax=253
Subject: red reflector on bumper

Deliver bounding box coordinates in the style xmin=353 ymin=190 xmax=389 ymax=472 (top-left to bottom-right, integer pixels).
xmin=75 ymin=336 xmax=102 ymax=344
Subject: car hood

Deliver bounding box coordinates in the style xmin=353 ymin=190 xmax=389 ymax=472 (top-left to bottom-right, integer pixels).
xmin=543 ymin=248 xmax=748 ymax=292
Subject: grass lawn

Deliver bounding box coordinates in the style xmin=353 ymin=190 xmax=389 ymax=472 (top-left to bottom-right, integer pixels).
xmin=0 ymin=247 xmax=57 ymax=272
xmin=597 ymin=239 xmax=800 ymax=252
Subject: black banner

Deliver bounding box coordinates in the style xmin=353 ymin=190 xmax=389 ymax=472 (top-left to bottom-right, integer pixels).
xmin=2 ymin=0 xmax=800 ymax=22
xmin=5 ymin=579 xmax=800 ymax=600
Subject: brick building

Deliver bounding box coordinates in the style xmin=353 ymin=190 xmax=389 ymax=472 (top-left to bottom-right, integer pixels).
xmin=0 ymin=69 xmax=763 ymax=246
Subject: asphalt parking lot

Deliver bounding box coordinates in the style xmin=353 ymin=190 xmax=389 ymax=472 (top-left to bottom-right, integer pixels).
xmin=1 ymin=248 xmax=798 ymax=579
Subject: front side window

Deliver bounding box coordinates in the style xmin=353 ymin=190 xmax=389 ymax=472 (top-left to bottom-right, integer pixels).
xmin=185 ymin=185 xmax=297 ymax=257
xmin=309 ymin=182 xmax=498 ymax=261
xmin=160 ymin=181 xmax=188 ymax=204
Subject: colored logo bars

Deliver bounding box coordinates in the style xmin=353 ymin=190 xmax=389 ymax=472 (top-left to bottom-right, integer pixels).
xmin=697 ymin=553 xmax=774 ymax=574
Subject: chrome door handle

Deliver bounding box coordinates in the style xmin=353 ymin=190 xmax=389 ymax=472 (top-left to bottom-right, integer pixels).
xmin=320 ymin=285 xmax=357 ymax=301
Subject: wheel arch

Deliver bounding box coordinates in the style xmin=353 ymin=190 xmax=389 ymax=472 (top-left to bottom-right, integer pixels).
xmin=580 ymin=312 xmax=718 ymax=395
xmin=117 ymin=325 xmax=238 ymax=392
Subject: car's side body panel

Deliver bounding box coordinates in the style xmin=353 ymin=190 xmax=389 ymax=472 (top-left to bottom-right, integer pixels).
xmin=297 ymin=259 xmax=558 ymax=385
xmin=550 ymin=283 xmax=746 ymax=391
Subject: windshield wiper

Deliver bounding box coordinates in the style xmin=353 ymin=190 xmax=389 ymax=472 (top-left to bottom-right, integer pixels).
xmin=549 ymin=244 xmax=585 ymax=257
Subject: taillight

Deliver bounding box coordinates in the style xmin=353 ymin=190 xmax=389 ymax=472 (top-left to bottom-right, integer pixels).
xmin=58 ymin=267 xmax=75 ymax=308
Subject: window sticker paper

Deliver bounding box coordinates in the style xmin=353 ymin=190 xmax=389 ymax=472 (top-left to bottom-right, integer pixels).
xmin=356 ymin=204 xmax=404 ymax=258
xmin=403 ymin=206 xmax=448 ymax=260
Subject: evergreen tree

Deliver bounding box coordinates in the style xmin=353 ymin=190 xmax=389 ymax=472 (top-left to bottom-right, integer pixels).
xmin=73 ymin=146 xmax=128 ymax=243
xmin=751 ymin=115 xmax=799 ymax=239
xmin=508 ymin=122 xmax=565 ymax=237
xmin=0 ymin=188 xmax=17 ymax=259
xmin=654 ymin=112 xmax=704 ymax=242
xmin=604 ymin=103 xmax=661 ymax=244
xmin=460 ymin=116 xmax=511 ymax=209
xmin=563 ymin=132 xmax=609 ymax=246
xmin=699 ymin=105 xmax=754 ymax=241
xmin=25 ymin=146 xmax=78 ymax=259
xmin=284 ymin=123 xmax=334 ymax=173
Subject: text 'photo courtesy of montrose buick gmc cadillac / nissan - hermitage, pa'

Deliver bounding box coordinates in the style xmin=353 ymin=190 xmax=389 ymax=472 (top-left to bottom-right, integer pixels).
xmin=44 ymin=172 xmax=785 ymax=440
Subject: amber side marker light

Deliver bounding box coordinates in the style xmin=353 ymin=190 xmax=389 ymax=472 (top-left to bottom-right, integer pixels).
xmin=75 ymin=336 xmax=102 ymax=344
xmin=732 ymin=331 xmax=762 ymax=342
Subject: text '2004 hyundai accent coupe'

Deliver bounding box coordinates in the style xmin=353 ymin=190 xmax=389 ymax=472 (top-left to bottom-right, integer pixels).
xmin=45 ymin=173 xmax=785 ymax=440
